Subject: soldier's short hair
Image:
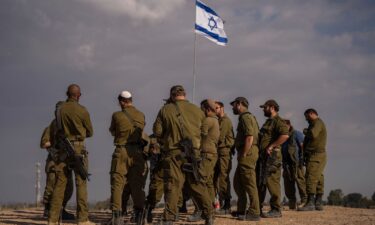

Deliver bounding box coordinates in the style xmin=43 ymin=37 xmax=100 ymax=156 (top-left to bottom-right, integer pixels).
xmin=215 ymin=101 xmax=224 ymax=108
xmin=170 ymin=85 xmax=186 ymax=97
xmin=201 ymin=99 xmax=216 ymax=112
xmin=66 ymin=84 xmax=81 ymax=97
xmin=304 ymin=108 xmax=318 ymax=116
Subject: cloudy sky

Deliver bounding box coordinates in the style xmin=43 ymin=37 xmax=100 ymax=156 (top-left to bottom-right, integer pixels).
xmin=1 ymin=0 xmax=374 ymax=203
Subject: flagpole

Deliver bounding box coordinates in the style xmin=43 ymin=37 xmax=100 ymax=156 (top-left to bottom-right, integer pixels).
xmin=192 ymin=32 xmax=197 ymax=104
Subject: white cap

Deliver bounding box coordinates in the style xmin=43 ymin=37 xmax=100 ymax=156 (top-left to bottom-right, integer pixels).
xmin=120 ymin=91 xmax=132 ymax=98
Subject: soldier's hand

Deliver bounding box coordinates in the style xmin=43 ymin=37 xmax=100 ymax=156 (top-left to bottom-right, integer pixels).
xmin=266 ymin=145 xmax=274 ymax=155
xmin=43 ymin=141 xmax=51 ymax=149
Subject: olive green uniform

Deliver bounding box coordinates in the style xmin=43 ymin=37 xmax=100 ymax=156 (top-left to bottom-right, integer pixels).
xmin=282 ymin=129 xmax=307 ymax=205
xmin=303 ymin=118 xmax=327 ymax=195
xmin=153 ymin=100 xmax=205 ymax=221
xmin=109 ymin=105 xmax=146 ymax=212
xmin=258 ymin=114 xmax=288 ymax=211
xmin=214 ymin=114 xmax=234 ymax=206
xmin=40 ymin=122 xmax=73 ymax=210
xmin=233 ymin=111 xmax=260 ymax=216
xmin=48 ymin=98 xmax=93 ymax=223
xmin=186 ymin=115 xmax=219 ymax=216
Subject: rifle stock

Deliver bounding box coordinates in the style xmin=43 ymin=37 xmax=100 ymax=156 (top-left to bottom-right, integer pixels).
xmin=180 ymin=138 xmax=201 ymax=182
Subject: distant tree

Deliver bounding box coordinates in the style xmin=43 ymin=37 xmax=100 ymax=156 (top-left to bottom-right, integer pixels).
xmin=327 ymin=189 xmax=344 ymax=206
xmin=343 ymin=193 xmax=372 ymax=208
xmin=372 ymin=192 xmax=375 ymax=203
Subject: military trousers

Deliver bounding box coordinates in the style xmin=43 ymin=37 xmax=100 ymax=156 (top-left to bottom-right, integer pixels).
xmin=233 ymin=147 xmax=260 ymax=216
xmin=48 ymin=144 xmax=89 ymax=223
xmin=305 ymin=152 xmax=327 ymax=195
xmin=282 ymin=164 xmax=307 ymax=204
xmin=146 ymin=161 xmax=164 ymax=208
xmin=187 ymin=153 xmax=217 ymax=220
xmin=161 ymin=149 xmax=186 ymax=221
xmin=214 ymin=148 xmax=232 ymax=204
xmin=257 ymin=150 xmax=282 ymax=211
xmin=110 ymin=145 xmax=146 ymax=211
xmin=122 ymin=159 xmax=149 ymax=211
xmin=43 ymin=155 xmax=74 ymax=208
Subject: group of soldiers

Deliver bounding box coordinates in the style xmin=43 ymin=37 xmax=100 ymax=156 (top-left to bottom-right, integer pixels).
xmin=40 ymin=84 xmax=327 ymax=225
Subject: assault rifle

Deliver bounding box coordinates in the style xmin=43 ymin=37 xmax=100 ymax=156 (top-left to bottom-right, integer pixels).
xmin=180 ymin=138 xmax=201 ymax=182
xmin=56 ymin=135 xmax=90 ymax=181
xmin=46 ymin=147 xmax=60 ymax=162
xmin=258 ymin=150 xmax=280 ymax=192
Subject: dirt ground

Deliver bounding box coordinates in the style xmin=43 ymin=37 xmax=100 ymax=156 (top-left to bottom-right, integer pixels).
xmin=0 ymin=206 xmax=375 ymax=225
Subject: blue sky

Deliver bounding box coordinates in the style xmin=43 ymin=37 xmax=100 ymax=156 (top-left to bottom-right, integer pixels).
xmin=0 ymin=0 xmax=374 ymax=203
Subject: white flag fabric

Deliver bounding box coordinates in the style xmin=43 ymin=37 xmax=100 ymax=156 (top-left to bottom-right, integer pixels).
xmin=195 ymin=0 xmax=228 ymax=46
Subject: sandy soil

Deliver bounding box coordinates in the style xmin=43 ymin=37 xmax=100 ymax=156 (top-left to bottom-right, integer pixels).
xmin=0 ymin=206 xmax=374 ymax=225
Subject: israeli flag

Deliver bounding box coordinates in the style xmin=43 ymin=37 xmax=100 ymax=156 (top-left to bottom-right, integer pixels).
xmin=195 ymin=0 xmax=228 ymax=46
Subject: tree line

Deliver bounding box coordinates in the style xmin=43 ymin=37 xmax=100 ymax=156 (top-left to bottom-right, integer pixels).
xmin=327 ymin=189 xmax=375 ymax=208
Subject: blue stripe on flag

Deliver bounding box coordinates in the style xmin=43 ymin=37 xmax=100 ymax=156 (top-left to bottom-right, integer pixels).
xmin=196 ymin=0 xmax=218 ymax=17
xmin=195 ymin=24 xmax=228 ymax=44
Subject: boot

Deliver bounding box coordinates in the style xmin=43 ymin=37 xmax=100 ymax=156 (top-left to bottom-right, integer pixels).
xmin=187 ymin=210 xmax=202 ymax=222
xmin=130 ymin=209 xmax=142 ymax=223
xmin=261 ymin=209 xmax=282 ymax=218
xmin=122 ymin=205 xmax=128 ymax=216
xmin=315 ymin=194 xmax=324 ymax=211
xmin=298 ymin=194 xmax=315 ymax=211
xmin=106 ymin=210 xmax=124 ymax=225
xmin=288 ymin=200 xmax=297 ymax=210
xmin=238 ymin=213 xmax=260 ymax=221
xmin=179 ymin=201 xmax=187 ymax=213
xmin=231 ymin=210 xmax=245 ymax=217
xmin=216 ymin=199 xmax=231 ymax=215
xmin=43 ymin=204 xmax=49 ymax=218
xmin=147 ymin=207 xmax=154 ymax=223
xmin=204 ymin=216 xmax=214 ymax=225
xmin=61 ymin=208 xmax=75 ymax=220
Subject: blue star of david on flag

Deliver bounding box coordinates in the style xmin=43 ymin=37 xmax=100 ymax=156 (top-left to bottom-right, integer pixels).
xmin=195 ymin=0 xmax=228 ymax=46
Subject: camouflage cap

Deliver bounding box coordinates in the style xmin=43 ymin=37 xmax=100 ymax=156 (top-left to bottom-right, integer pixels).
xmin=260 ymin=99 xmax=279 ymax=111
xmin=230 ymin=97 xmax=249 ymax=108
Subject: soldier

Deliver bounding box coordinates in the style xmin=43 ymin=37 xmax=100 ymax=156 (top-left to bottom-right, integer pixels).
xmin=298 ymin=108 xmax=327 ymax=211
xmin=153 ymin=85 xmax=205 ymax=225
xmin=40 ymin=116 xmax=74 ymax=220
xmin=214 ymin=101 xmax=234 ymax=215
xmin=257 ymin=99 xmax=289 ymax=218
xmin=281 ymin=119 xmax=307 ymax=209
xmin=230 ymin=97 xmax=261 ymax=221
xmin=48 ymin=84 xmax=94 ymax=225
xmin=107 ymin=91 xmax=146 ymax=225
xmin=186 ymin=99 xmax=220 ymax=223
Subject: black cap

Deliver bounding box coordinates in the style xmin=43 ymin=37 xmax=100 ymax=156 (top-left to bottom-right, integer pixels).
xmin=259 ymin=99 xmax=279 ymax=111
xmin=230 ymin=97 xmax=249 ymax=108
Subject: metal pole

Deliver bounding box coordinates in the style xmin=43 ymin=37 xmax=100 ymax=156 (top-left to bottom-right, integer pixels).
xmin=192 ymin=32 xmax=197 ymax=104
xmin=36 ymin=162 xmax=41 ymax=207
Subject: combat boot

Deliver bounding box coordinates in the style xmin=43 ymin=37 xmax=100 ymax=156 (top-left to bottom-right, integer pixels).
xmin=315 ymin=194 xmax=324 ymax=211
xmin=61 ymin=208 xmax=75 ymax=220
xmin=147 ymin=207 xmax=154 ymax=223
xmin=298 ymin=194 xmax=315 ymax=211
xmin=261 ymin=209 xmax=282 ymax=218
xmin=106 ymin=210 xmax=124 ymax=225
xmin=288 ymin=200 xmax=297 ymax=210
xmin=43 ymin=204 xmax=49 ymax=218
xmin=179 ymin=200 xmax=188 ymax=213
xmin=204 ymin=216 xmax=214 ymax=225
xmin=230 ymin=210 xmax=245 ymax=218
xmin=130 ymin=209 xmax=142 ymax=223
xmin=238 ymin=213 xmax=260 ymax=221
xmin=187 ymin=210 xmax=202 ymax=222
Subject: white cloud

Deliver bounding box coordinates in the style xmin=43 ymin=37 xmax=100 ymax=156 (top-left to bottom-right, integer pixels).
xmin=79 ymin=0 xmax=185 ymax=22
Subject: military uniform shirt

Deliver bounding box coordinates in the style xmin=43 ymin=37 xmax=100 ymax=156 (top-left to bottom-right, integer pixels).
xmin=201 ymin=115 xmax=220 ymax=153
xmin=218 ymin=114 xmax=235 ymax=149
xmin=153 ymin=100 xmax=205 ymax=151
xmin=109 ymin=105 xmax=145 ymax=145
xmin=303 ymin=118 xmax=327 ymax=153
xmin=235 ymin=111 xmax=259 ymax=151
xmin=259 ymin=114 xmax=288 ymax=151
xmin=59 ymin=98 xmax=93 ymax=141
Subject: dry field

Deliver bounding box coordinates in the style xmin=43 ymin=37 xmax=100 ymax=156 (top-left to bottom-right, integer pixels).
xmin=1 ymin=206 xmax=375 ymax=225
